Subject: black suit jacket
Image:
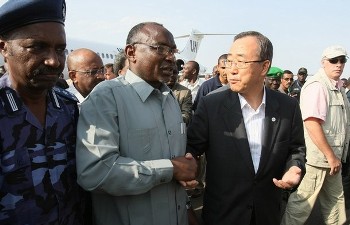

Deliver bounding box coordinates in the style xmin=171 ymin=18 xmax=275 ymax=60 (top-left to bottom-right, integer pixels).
xmin=186 ymin=88 xmax=306 ymax=225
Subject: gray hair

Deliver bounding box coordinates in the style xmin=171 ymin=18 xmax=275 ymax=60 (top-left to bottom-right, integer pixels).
xmin=234 ymin=31 xmax=273 ymax=62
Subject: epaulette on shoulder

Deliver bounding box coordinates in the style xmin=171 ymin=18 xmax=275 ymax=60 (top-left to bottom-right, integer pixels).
xmin=52 ymin=87 xmax=79 ymax=102
xmin=0 ymin=86 xmax=22 ymax=113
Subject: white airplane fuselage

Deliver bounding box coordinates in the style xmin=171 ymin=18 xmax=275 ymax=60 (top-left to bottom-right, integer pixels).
xmin=0 ymin=30 xmax=208 ymax=80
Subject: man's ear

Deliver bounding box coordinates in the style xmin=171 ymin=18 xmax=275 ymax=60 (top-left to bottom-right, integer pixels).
xmin=261 ymin=60 xmax=271 ymax=77
xmin=125 ymin=44 xmax=136 ymax=63
xmin=69 ymin=71 xmax=77 ymax=83
xmin=0 ymin=39 xmax=8 ymax=58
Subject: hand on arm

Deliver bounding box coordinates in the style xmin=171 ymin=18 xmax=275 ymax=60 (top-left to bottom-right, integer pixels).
xmin=273 ymin=166 xmax=302 ymax=190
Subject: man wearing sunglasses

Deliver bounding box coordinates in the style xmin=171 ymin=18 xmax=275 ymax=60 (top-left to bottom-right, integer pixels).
xmin=278 ymin=70 xmax=294 ymax=94
xmin=283 ymin=46 xmax=350 ymax=225
xmin=66 ymin=48 xmax=105 ymax=104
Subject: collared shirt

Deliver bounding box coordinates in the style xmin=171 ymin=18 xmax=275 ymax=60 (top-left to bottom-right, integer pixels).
xmin=0 ymin=75 xmax=85 ymax=224
xmin=300 ymin=81 xmax=328 ymax=122
xmin=180 ymin=77 xmax=205 ymax=103
xmin=238 ymin=89 xmax=266 ymax=173
xmin=76 ymin=70 xmax=188 ymax=225
xmin=300 ymin=73 xmax=342 ymax=122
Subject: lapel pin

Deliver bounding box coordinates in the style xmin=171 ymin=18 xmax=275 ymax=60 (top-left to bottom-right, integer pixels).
xmin=272 ymin=117 xmax=276 ymax=122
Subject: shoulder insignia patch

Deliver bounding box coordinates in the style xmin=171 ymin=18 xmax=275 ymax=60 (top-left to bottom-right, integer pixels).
xmin=0 ymin=87 xmax=22 ymax=114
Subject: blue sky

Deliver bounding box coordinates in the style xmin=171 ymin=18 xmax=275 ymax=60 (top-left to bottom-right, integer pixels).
xmin=1 ymin=0 xmax=350 ymax=77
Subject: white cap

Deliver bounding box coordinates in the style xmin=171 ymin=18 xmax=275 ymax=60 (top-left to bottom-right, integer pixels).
xmin=322 ymin=45 xmax=347 ymax=59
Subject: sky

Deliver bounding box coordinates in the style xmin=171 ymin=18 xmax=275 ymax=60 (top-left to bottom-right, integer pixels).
xmin=1 ymin=0 xmax=350 ymax=77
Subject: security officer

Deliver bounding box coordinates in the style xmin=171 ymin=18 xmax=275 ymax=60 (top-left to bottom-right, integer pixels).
xmin=289 ymin=67 xmax=308 ymax=101
xmin=0 ymin=1 xmax=88 ymax=224
xmin=266 ymin=66 xmax=284 ymax=91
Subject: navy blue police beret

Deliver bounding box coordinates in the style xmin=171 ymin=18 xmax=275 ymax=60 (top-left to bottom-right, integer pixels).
xmin=0 ymin=0 xmax=66 ymax=35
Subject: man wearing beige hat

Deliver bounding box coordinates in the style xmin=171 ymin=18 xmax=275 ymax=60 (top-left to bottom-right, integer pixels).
xmin=282 ymin=45 xmax=350 ymax=224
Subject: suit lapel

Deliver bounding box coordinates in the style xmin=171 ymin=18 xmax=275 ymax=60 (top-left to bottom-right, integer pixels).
xmin=256 ymin=89 xmax=281 ymax=176
xmin=222 ymin=91 xmax=255 ymax=174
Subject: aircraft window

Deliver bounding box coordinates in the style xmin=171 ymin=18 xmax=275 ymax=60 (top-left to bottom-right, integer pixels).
xmin=97 ymin=52 xmax=100 ymax=56
xmin=70 ymin=49 xmax=74 ymax=52
xmin=106 ymin=54 xmax=109 ymax=59
xmin=102 ymin=53 xmax=105 ymax=58
xmin=110 ymin=54 xmax=113 ymax=59
xmin=64 ymin=49 xmax=68 ymax=56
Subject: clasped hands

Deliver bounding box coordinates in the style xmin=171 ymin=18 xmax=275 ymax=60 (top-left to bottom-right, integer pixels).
xmin=171 ymin=153 xmax=198 ymax=188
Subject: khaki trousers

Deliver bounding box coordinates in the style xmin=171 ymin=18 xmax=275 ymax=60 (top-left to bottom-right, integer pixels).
xmin=281 ymin=164 xmax=346 ymax=225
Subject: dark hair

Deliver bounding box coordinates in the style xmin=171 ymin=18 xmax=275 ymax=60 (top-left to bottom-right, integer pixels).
xmin=126 ymin=22 xmax=163 ymax=45
xmin=176 ymin=59 xmax=184 ymax=71
xmin=114 ymin=50 xmax=127 ymax=72
xmin=104 ymin=63 xmax=114 ymax=73
xmin=283 ymin=70 xmax=293 ymax=75
xmin=234 ymin=31 xmax=273 ymax=63
xmin=218 ymin=54 xmax=228 ymax=64
xmin=188 ymin=60 xmax=200 ymax=74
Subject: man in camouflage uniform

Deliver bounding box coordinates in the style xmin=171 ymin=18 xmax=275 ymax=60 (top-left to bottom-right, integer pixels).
xmin=0 ymin=0 xmax=87 ymax=224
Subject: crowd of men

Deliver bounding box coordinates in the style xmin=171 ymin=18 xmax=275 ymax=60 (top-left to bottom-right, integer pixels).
xmin=0 ymin=1 xmax=349 ymax=225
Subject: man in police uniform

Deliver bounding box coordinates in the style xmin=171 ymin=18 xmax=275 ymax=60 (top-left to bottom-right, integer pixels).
xmin=0 ymin=1 xmax=87 ymax=224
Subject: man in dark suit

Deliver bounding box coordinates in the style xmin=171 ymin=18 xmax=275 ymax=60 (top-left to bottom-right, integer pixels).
xmin=186 ymin=31 xmax=306 ymax=225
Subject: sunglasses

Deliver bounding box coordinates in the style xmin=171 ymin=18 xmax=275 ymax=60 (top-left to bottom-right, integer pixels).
xmin=327 ymin=57 xmax=347 ymax=64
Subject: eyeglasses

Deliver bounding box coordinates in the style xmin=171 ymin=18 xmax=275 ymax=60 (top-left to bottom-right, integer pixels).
xmin=327 ymin=57 xmax=347 ymax=64
xmin=132 ymin=42 xmax=179 ymax=56
xmin=224 ymin=59 xmax=266 ymax=69
xmin=71 ymin=67 xmax=105 ymax=76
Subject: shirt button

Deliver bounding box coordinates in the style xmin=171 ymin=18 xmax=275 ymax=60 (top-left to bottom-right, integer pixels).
xmin=168 ymin=130 xmax=171 ymax=135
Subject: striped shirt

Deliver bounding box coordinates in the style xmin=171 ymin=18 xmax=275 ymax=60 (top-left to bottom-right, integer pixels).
xmin=238 ymin=89 xmax=266 ymax=173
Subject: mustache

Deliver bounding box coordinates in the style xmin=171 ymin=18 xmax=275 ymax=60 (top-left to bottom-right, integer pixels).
xmin=31 ymin=65 xmax=62 ymax=78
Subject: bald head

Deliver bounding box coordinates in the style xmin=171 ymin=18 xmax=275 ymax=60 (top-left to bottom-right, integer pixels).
xmin=67 ymin=48 xmax=104 ymax=98
xmin=67 ymin=48 xmax=103 ymax=71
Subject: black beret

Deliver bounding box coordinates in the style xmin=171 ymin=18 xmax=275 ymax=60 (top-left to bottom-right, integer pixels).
xmin=0 ymin=0 xmax=66 ymax=35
